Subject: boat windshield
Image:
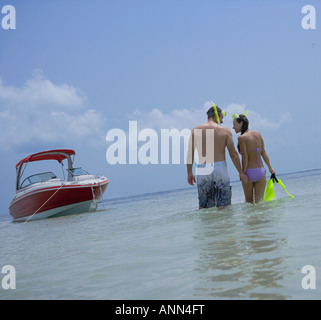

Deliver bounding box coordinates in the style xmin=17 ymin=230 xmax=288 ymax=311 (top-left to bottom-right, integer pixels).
xmin=20 ymin=172 xmax=58 ymax=189
xmin=67 ymin=167 xmax=89 ymax=176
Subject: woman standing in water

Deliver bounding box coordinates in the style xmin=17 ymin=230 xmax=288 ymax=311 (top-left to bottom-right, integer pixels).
xmin=233 ymin=114 xmax=275 ymax=203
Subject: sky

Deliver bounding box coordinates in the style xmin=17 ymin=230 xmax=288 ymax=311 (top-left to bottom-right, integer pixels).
xmin=0 ymin=0 xmax=320 ymax=214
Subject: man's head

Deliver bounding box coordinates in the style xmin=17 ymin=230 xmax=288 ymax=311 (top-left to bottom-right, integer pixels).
xmin=207 ymin=106 xmax=223 ymax=123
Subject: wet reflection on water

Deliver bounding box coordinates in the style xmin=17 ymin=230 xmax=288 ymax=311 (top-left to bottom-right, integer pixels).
xmin=193 ymin=201 xmax=290 ymax=299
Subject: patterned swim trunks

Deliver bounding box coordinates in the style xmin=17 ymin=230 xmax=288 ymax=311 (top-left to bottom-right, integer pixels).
xmin=196 ymin=161 xmax=232 ymax=208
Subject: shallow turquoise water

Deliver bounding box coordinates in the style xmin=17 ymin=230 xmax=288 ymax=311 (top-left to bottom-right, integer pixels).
xmin=1 ymin=169 xmax=321 ymax=299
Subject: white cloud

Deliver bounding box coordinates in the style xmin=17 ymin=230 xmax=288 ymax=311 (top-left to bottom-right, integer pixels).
xmin=223 ymin=103 xmax=291 ymax=131
xmin=129 ymin=101 xmax=291 ymax=132
xmin=0 ymin=70 xmax=85 ymax=109
xmin=51 ymin=109 xmax=104 ymax=137
xmin=131 ymin=106 xmax=205 ymax=131
xmin=0 ymin=71 xmax=105 ymax=152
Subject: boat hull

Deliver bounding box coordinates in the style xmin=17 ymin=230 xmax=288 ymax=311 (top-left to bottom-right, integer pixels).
xmin=9 ymin=181 xmax=108 ymax=222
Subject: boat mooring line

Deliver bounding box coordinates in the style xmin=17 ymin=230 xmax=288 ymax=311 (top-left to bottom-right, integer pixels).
xmin=24 ymin=183 xmax=65 ymax=223
xmin=99 ymin=182 xmax=105 ymax=210
xmin=90 ymin=183 xmax=95 ymax=202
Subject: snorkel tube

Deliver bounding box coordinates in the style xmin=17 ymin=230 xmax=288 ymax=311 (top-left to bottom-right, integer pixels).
xmin=211 ymin=102 xmax=227 ymax=124
xmin=233 ymin=108 xmax=247 ymax=120
xmin=211 ymin=101 xmax=220 ymax=124
xmin=207 ymin=101 xmax=227 ymax=124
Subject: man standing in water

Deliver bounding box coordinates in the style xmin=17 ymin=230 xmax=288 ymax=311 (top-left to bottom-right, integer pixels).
xmin=186 ymin=104 xmax=247 ymax=209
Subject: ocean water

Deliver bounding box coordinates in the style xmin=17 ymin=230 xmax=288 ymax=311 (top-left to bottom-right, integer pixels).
xmin=1 ymin=169 xmax=321 ymax=300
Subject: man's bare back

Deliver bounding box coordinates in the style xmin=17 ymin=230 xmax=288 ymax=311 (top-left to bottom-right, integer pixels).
xmin=187 ymin=111 xmax=247 ymax=187
xmin=191 ymin=121 xmax=230 ymax=164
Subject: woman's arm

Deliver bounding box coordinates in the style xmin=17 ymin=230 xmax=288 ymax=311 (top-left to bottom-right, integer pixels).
xmin=238 ymin=135 xmax=248 ymax=173
xmin=227 ymin=129 xmax=248 ymax=182
xmin=260 ymin=134 xmax=275 ymax=174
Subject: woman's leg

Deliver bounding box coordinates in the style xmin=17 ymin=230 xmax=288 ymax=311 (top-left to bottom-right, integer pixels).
xmin=254 ymin=175 xmax=266 ymax=203
xmin=242 ymin=180 xmax=254 ymax=203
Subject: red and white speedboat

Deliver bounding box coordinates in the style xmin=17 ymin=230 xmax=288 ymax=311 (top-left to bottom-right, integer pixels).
xmin=9 ymin=149 xmax=109 ymax=222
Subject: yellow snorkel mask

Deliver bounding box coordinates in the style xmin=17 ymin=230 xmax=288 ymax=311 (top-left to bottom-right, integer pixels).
xmin=211 ymin=101 xmax=226 ymax=124
xmin=233 ymin=108 xmax=247 ymax=120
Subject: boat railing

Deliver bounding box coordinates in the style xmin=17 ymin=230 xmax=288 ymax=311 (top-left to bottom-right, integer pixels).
xmin=20 ymin=171 xmax=59 ymax=189
xmin=67 ymin=167 xmax=89 ymax=176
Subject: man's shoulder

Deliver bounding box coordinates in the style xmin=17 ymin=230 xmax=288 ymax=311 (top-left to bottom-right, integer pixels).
xmin=223 ymin=126 xmax=232 ymax=133
xmin=219 ymin=126 xmax=232 ymax=135
xmin=192 ymin=123 xmax=231 ymax=134
xmin=192 ymin=123 xmax=207 ymax=130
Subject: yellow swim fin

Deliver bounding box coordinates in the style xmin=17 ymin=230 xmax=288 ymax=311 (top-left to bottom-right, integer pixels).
xmin=277 ymin=179 xmax=294 ymax=198
xmin=264 ymin=173 xmax=294 ymax=201
xmin=264 ymin=177 xmax=275 ymax=201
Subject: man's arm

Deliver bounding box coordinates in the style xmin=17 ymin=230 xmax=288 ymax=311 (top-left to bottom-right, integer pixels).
xmin=186 ymin=129 xmax=196 ymax=185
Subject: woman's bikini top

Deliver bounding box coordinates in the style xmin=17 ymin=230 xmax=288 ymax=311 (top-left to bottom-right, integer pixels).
xmin=239 ymin=130 xmax=263 ymax=167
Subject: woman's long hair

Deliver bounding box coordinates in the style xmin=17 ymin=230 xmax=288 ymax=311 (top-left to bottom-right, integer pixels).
xmin=236 ymin=114 xmax=249 ymax=153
